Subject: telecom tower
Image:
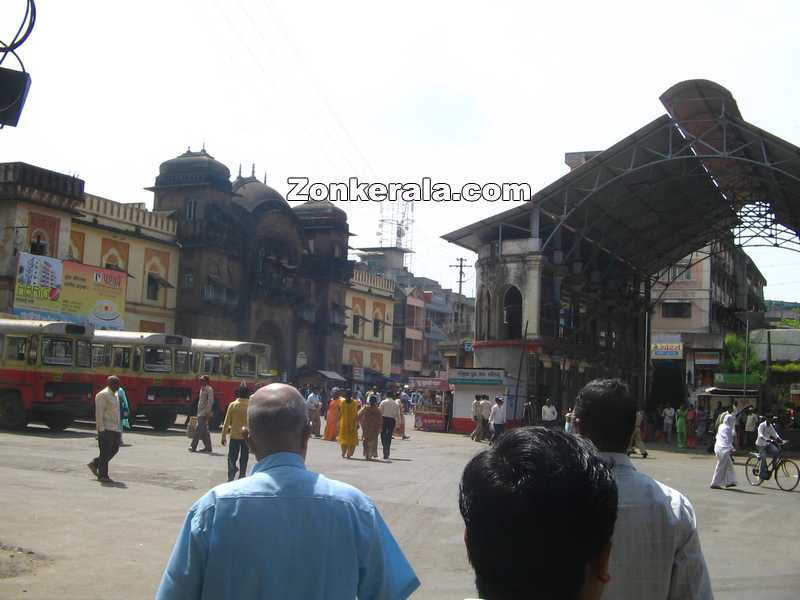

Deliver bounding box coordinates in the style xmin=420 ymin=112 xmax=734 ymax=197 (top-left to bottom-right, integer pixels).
xmin=376 ymin=200 xmax=414 ymax=268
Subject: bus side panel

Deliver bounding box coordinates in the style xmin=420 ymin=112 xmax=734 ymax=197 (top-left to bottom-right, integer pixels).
xmin=0 ymin=366 xmax=38 ymax=411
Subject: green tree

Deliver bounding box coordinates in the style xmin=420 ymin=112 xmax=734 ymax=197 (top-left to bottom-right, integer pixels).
xmin=722 ymin=333 xmax=764 ymax=378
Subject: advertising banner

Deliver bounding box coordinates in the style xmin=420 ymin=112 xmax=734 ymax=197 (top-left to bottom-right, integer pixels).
xmin=13 ymin=252 xmax=127 ymax=330
xmin=651 ymin=343 xmax=683 ymax=360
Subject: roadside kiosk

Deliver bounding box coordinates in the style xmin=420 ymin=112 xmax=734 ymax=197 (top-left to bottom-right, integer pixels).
xmin=409 ymin=376 xmax=451 ymax=432
xmin=448 ymin=368 xmax=521 ymax=434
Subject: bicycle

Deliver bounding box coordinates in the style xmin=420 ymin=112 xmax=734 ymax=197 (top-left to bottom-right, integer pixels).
xmin=744 ymin=442 xmax=799 ymax=491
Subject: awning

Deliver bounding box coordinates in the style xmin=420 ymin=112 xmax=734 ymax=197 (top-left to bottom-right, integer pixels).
xmin=702 ymin=386 xmax=759 ymax=397
xmin=318 ymin=370 xmax=346 ymax=382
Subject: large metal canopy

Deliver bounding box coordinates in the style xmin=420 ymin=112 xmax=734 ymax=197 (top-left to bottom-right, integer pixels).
xmin=443 ymin=80 xmax=800 ymax=277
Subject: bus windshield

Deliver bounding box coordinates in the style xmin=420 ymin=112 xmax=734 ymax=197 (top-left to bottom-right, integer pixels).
xmin=42 ymin=337 xmax=74 ymax=366
xmin=144 ymin=346 xmax=172 ymax=372
xmin=234 ymin=354 xmax=256 ymax=377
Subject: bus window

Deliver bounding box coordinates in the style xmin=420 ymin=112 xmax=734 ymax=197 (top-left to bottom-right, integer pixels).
xmin=113 ymin=346 xmax=131 ymax=369
xmin=93 ymin=344 xmax=110 ymax=367
xmin=42 ymin=337 xmax=74 ymax=366
xmin=234 ymin=354 xmax=256 ymax=377
xmin=5 ymin=336 xmax=27 ymax=361
xmin=76 ymin=340 xmax=92 ymax=368
xmin=202 ymin=353 xmax=221 ymax=374
xmin=133 ymin=347 xmax=142 ymax=371
xmin=144 ymin=346 xmax=171 ymax=372
xmin=221 ymin=354 xmax=232 ymax=376
xmin=174 ymin=350 xmax=191 ymax=374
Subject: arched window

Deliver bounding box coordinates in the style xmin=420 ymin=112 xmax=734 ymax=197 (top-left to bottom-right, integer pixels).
xmin=476 ymin=287 xmax=492 ymax=340
xmin=502 ymin=286 xmax=523 ymax=340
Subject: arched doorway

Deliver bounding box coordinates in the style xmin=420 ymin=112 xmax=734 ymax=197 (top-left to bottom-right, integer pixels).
xmin=501 ymin=286 xmax=523 ymax=340
xmin=255 ymin=321 xmax=285 ymax=376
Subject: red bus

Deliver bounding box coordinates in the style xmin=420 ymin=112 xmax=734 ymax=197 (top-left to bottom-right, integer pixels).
xmin=0 ymin=319 xmax=96 ymax=431
xmin=92 ymin=330 xmax=194 ymax=430
xmin=190 ymin=339 xmax=272 ymax=421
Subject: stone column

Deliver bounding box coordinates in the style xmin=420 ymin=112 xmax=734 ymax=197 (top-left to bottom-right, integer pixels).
xmin=523 ymin=255 xmax=544 ymax=337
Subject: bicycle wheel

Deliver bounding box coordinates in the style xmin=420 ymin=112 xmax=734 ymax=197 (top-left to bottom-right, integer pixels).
xmin=744 ymin=456 xmax=763 ymax=487
xmin=775 ymin=459 xmax=800 ymax=492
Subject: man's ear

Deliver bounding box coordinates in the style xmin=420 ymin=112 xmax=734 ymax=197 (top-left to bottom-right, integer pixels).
xmin=242 ymin=427 xmax=256 ymax=454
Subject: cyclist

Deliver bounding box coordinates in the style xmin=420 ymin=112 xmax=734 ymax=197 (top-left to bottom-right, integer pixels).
xmin=755 ymin=415 xmax=784 ymax=480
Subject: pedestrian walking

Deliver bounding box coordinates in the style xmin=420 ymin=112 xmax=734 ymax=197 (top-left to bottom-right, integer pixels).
xmin=323 ymin=388 xmax=342 ymax=441
xmin=564 ymin=406 xmax=575 ymax=434
xmin=337 ymin=393 xmax=359 ymax=459
xmin=745 ymin=408 xmax=758 ymax=449
xmin=574 ymin=378 xmax=713 ymax=599
xmin=686 ymin=404 xmax=697 ymax=448
xmin=155 ymin=384 xmax=419 ymax=600
xmin=305 ymin=387 xmax=322 ymax=438
xmin=470 ymin=394 xmax=482 ymax=441
xmin=220 ymin=385 xmax=250 ymax=482
xmin=117 ymin=385 xmax=131 ymax=446
xmin=489 ymin=396 xmax=506 ymax=443
xmin=87 ymin=376 xmax=123 ymax=483
xmin=379 ymin=393 xmax=400 ymax=459
xmin=627 ymin=408 xmax=648 ymax=458
xmin=189 ymin=375 xmax=214 ymax=453
xmin=358 ymin=395 xmax=383 ymax=460
xmin=695 ymin=403 xmax=707 ymax=445
xmin=541 ymin=397 xmax=558 ymax=427
xmin=661 ymin=405 xmax=675 ymax=445
xmin=479 ymin=395 xmax=492 ymax=440
xmin=676 ymin=404 xmax=688 ymax=448
xmin=394 ymin=395 xmax=409 ymax=439
xmin=710 ymin=413 xmax=737 ymax=489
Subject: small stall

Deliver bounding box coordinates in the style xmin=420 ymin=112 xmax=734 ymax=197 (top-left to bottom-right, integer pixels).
xmin=448 ymin=368 xmax=521 ymax=434
xmin=409 ymin=376 xmax=451 ymax=432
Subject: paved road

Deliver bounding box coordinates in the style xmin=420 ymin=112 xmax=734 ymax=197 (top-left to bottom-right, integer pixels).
xmin=0 ymin=419 xmax=798 ymax=599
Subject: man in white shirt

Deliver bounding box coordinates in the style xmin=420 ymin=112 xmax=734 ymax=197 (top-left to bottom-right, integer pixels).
xmin=379 ymin=395 xmax=401 ymax=459
xmin=489 ymin=396 xmax=506 ymax=443
xmin=661 ymin=406 xmax=676 ymax=445
xmin=470 ymin=395 xmax=482 ymax=441
xmin=574 ymin=379 xmax=713 ymax=600
xmin=87 ymin=375 xmax=122 ymax=482
xmin=541 ymin=398 xmax=558 ymax=427
xmin=755 ymin=415 xmax=783 ymax=479
xmin=305 ymin=387 xmax=322 ymax=438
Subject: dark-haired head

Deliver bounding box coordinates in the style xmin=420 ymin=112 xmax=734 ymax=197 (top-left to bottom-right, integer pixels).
xmin=460 ymin=427 xmax=617 ymax=600
xmin=574 ymin=378 xmax=636 ymax=453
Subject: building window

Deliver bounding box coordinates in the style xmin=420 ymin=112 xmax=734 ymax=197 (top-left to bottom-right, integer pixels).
xmin=147 ymin=273 xmax=160 ymax=301
xmin=353 ymin=315 xmax=361 ymax=336
xmin=662 ymin=302 xmax=692 ymax=318
xmin=30 ymin=234 xmax=48 ymax=256
xmin=186 ymin=199 xmax=198 ymax=221
xmin=373 ymin=319 xmax=381 ymax=339
xmin=183 ymin=272 xmax=194 ymax=289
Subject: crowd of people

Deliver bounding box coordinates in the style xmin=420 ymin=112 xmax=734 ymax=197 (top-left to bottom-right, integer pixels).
xmin=83 ymin=373 xmax=792 ymax=599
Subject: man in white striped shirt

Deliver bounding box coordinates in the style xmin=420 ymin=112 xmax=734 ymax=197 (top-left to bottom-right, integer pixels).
xmin=574 ymin=379 xmax=713 ymax=600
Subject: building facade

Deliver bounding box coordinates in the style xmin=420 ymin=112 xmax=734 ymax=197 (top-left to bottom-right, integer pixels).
xmin=0 ymin=162 xmax=179 ymax=332
xmin=342 ymin=267 xmax=395 ymax=385
xmin=149 ymin=149 xmax=353 ymax=380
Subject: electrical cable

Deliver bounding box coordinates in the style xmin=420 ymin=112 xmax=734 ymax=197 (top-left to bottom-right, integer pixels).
xmin=0 ymin=0 xmax=36 ymax=127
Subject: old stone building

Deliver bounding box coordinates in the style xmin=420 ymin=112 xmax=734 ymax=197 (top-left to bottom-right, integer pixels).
xmin=149 ymin=148 xmax=352 ymax=380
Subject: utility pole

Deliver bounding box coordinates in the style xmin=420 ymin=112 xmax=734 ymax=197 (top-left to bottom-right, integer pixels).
xmin=450 ymin=258 xmax=467 ymax=297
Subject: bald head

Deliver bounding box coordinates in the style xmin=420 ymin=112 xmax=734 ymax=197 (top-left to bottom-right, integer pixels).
xmin=246 ymin=384 xmax=310 ymax=459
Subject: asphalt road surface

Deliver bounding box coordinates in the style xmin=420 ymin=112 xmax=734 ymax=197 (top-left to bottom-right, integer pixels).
xmin=0 ymin=418 xmax=798 ymax=599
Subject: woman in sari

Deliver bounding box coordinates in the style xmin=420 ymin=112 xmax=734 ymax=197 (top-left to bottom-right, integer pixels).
xmin=323 ymin=390 xmax=341 ymax=441
xmin=358 ymin=395 xmax=383 ymax=460
xmin=338 ymin=393 xmax=359 ymax=458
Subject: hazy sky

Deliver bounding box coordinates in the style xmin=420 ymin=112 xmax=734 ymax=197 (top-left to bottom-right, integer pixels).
xmin=2 ymin=0 xmax=799 ymax=301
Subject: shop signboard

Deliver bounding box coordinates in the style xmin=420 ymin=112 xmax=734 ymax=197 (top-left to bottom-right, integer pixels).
xmin=408 ymin=376 xmax=449 ymax=390
xmin=447 ymin=368 xmax=505 ymax=385
xmin=352 ymin=366 xmax=364 ymax=381
xmin=694 ymin=351 xmax=721 ymax=366
xmin=651 ymin=343 xmax=683 ymax=360
xmin=414 ymin=412 xmax=446 ymax=432
xmin=12 ymin=252 xmax=127 ymax=330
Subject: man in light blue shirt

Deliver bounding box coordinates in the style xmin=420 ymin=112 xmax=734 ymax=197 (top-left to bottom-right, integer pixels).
xmin=156 ymin=383 xmax=420 ymax=600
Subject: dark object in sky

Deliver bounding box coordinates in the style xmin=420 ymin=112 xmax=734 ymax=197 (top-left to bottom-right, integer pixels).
xmin=0 ymin=67 xmax=31 ymax=127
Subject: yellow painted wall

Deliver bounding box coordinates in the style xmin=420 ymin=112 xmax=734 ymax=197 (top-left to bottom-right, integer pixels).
xmin=343 ymin=286 xmax=394 ymax=376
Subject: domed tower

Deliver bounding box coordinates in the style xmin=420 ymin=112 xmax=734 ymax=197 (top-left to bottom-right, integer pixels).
xmin=293 ymin=200 xmax=354 ymax=376
xmin=147 ymin=148 xmax=242 ymax=340
xmin=231 ymin=170 xmax=305 ymax=377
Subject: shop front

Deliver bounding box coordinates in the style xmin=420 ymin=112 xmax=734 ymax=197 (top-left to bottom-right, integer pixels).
xmin=448 ymin=368 xmax=520 ymax=434
xmin=409 ymin=376 xmax=451 ymax=432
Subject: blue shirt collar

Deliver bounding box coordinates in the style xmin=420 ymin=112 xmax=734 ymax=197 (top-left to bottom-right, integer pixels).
xmin=252 ymin=452 xmax=307 ymax=475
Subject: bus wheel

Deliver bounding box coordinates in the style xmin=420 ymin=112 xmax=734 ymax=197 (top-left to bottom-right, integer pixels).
xmin=44 ymin=413 xmax=74 ymax=432
xmin=0 ymin=394 xmax=28 ymax=430
xmin=148 ymin=412 xmax=177 ymax=432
